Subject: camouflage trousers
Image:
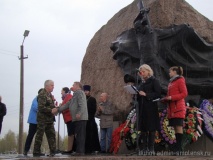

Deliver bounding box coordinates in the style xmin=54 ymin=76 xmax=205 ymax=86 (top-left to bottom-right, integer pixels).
xmin=33 ymin=122 xmax=56 ymax=154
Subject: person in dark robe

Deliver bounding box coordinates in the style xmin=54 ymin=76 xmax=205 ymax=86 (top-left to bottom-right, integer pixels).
xmin=83 ymin=85 xmax=101 ymax=154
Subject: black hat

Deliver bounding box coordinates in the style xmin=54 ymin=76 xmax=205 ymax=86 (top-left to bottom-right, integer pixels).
xmin=63 ymin=87 xmax=70 ymax=93
xmin=83 ymin=85 xmax=91 ymax=91
xmin=124 ymin=74 xmax=135 ymax=83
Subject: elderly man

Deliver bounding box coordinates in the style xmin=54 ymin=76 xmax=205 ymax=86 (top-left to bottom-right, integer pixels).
xmin=96 ymin=93 xmax=114 ymax=153
xmin=0 ymin=96 xmax=7 ymax=135
xmin=33 ymin=80 xmax=56 ymax=157
xmin=52 ymin=81 xmax=88 ymax=156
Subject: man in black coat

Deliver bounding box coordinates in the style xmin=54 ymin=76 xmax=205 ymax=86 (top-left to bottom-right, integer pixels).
xmin=83 ymin=85 xmax=101 ymax=154
xmin=0 ymin=96 xmax=7 ymax=134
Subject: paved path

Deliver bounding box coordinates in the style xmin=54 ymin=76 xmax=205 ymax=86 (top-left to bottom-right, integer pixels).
xmin=0 ymin=153 xmax=212 ymax=160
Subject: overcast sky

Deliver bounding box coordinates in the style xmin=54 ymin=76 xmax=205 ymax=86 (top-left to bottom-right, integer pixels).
xmin=0 ymin=0 xmax=212 ymax=139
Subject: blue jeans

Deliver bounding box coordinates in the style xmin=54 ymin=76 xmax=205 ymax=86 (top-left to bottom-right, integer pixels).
xmin=100 ymin=127 xmax=113 ymax=152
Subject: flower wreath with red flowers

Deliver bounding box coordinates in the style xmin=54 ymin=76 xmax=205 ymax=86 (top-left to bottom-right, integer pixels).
xmin=182 ymin=106 xmax=203 ymax=146
xmin=160 ymin=105 xmax=203 ymax=147
xmin=111 ymin=108 xmax=162 ymax=154
xmin=110 ymin=108 xmax=136 ymax=154
xmin=200 ymin=99 xmax=213 ymax=140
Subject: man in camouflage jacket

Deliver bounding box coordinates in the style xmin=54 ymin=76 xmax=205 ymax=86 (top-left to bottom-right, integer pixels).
xmin=33 ymin=80 xmax=56 ymax=157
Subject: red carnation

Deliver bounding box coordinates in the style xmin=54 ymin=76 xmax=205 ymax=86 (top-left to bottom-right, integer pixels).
xmin=188 ymin=121 xmax=194 ymax=127
xmin=188 ymin=113 xmax=194 ymax=119
xmin=187 ymin=128 xmax=193 ymax=134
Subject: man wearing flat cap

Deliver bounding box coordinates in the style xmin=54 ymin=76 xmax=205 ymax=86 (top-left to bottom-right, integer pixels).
xmin=83 ymin=85 xmax=101 ymax=154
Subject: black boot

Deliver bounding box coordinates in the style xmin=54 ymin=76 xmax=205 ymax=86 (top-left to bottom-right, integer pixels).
xmin=148 ymin=131 xmax=155 ymax=156
xmin=175 ymin=133 xmax=183 ymax=155
xmin=138 ymin=132 xmax=148 ymax=155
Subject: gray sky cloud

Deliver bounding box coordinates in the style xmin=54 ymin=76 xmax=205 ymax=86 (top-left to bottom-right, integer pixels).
xmin=0 ymin=0 xmax=212 ymax=138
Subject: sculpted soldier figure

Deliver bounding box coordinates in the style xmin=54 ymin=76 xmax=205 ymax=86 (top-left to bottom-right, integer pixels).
xmin=110 ymin=1 xmax=213 ymax=98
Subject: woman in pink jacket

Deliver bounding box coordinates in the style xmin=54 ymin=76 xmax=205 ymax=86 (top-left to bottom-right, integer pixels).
xmin=163 ymin=66 xmax=188 ymax=154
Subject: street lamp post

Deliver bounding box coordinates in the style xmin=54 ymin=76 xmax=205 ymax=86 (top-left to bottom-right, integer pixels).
xmin=18 ymin=30 xmax=29 ymax=154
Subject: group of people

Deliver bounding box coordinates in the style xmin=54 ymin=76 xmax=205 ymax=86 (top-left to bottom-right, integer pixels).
xmin=23 ymin=80 xmax=115 ymax=157
xmin=137 ymin=64 xmax=188 ymax=155
xmin=22 ymin=63 xmax=187 ymax=157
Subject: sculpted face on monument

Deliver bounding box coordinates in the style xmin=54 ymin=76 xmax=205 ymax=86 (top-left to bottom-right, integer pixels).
xmin=110 ymin=28 xmax=141 ymax=76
